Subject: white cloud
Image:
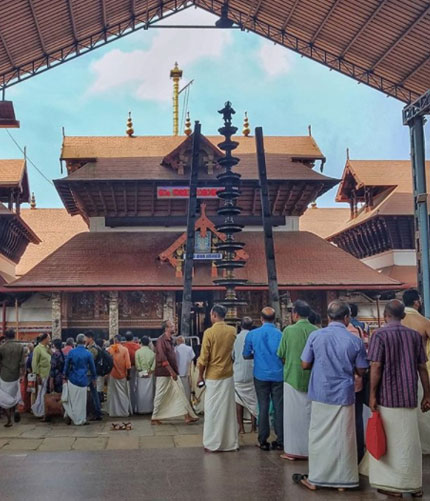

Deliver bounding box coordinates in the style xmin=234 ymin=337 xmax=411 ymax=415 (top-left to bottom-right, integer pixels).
xmin=258 ymin=42 xmax=292 ymax=77
xmin=88 ymin=9 xmax=232 ymax=102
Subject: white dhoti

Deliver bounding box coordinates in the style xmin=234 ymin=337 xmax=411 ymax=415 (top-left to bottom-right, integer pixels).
xmin=152 ymin=377 xmax=197 ymax=421
xmin=234 ymin=380 xmax=258 ymax=417
xmin=96 ymin=376 xmax=105 ymax=393
xmin=418 ymin=382 xmax=430 ymax=454
xmin=136 ymin=375 xmax=154 ymax=414
xmin=129 ymin=367 xmax=137 ymax=414
xmin=62 ymin=381 xmax=87 ymax=425
xmin=369 ymin=406 xmax=422 ymax=494
xmin=309 ymin=401 xmax=358 ymax=488
xmin=0 ymin=377 xmax=21 ymax=409
xmin=107 ymin=376 xmax=131 ymax=417
xmin=204 ymin=377 xmax=238 ymax=452
xmin=283 ymin=382 xmax=311 ymax=458
xmin=31 ymin=377 xmax=48 ymax=417
xmin=180 ymin=376 xmax=191 ymax=402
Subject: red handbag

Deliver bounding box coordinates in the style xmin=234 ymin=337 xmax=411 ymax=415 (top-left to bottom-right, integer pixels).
xmin=366 ymin=410 xmax=387 ymax=459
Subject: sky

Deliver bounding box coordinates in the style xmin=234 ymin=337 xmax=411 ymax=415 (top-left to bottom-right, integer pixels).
xmin=0 ymin=7 xmax=425 ymax=209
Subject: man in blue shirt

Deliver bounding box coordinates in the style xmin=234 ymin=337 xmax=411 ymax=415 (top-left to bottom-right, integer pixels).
xmin=63 ymin=333 xmax=97 ymax=425
xmin=243 ymin=307 xmax=283 ymax=451
xmin=293 ymin=300 xmax=368 ymax=492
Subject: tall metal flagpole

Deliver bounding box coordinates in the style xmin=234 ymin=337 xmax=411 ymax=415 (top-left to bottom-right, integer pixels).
xmin=255 ymin=126 xmax=281 ymax=323
xmin=180 ymin=122 xmax=201 ymax=336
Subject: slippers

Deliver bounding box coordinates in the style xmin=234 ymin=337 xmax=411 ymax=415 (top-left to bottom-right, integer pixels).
xmin=376 ymin=489 xmax=403 ymax=498
xmin=280 ymin=453 xmax=296 ymax=461
xmin=292 ymin=474 xmax=317 ymax=491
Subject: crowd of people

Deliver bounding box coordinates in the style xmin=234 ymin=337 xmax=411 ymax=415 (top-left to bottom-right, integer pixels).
xmin=0 ymin=288 xmax=429 ymax=497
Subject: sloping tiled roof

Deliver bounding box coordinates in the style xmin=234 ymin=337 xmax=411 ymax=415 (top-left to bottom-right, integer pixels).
xmin=8 ymin=230 xmax=400 ymax=290
xmin=300 ymin=207 xmax=350 ymax=239
xmin=16 ymin=209 xmax=88 ymax=276
xmin=329 ymin=160 xmax=429 ymax=239
xmin=0 ymin=159 xmax=26 ymax=186
xmin=379 ymin=265 xmax=417 ymax=288
xmin=59 ymin=154 xmax=334 ymax=183
xmin=61 ymin=135 xmax=325 ymax=161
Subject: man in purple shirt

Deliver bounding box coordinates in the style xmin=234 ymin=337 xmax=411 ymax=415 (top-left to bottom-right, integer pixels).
xmin=293 ymin=300 xmax=368 ymax=492
xmin=367 ymin=299 xmax=430 ymax=498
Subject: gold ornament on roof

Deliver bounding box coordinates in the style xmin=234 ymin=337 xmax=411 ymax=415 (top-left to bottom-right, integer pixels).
xmin=184 ymin=112 xmax=192 ymax=136
xmin=126 ymin=111 xmax=134 ymax=137
xmin=242 ymin=111 xmax=250 ymax=137
xmin=30 ymin=192 xmax=36 ymax=210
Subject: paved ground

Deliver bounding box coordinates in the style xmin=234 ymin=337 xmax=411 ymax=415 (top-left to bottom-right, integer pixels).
xmin=0 ymin=415 xmax=429 ymax=499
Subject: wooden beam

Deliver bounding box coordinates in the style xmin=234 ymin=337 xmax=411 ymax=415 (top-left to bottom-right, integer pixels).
xmin=100 ymin=0 xmax=108 ymax=39
xmin=28 ymin=0 xmax=47 ymax=54
xmin=340 ymin=0 xmax=388 ymax=57
xmin=371 ymin=5 xmax=430 ymax=70
xmin=123 ymin=182 xmax=127 ymax=216
xmin=310 ymin=0 xmax=343 ymax=44
xmin=0 ymin=28 xmax=15 ymax=68
xmin=110 ymin=185 xmax=118 ymax=213
xmin=97 ymin=184 xmax=107 ymax=214
xmin=244 ymin=0 xmax=264 ymax=29
xmin=271 ymin=185 xmax=282 ymax=214
xmin=66 ymin=0 xmax=79 ymax=48
xmin=401 ymin=54 xmax=430 ymax=85
xmin=151 ymin=181 xmax=155 ymax=216
xmin=281 ymin=0 xmax=300 ymax=31
xmin=134 ymin=182 xmax=138 ymax=216
xmin=83 ymin=185 xmax=98 ymax=215
xmin=282 ymin=184 xmax=299 ymax=215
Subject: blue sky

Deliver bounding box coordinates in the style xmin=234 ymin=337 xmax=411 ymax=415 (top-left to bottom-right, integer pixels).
xmin=0 ymin=8 xmax=422 ymax=209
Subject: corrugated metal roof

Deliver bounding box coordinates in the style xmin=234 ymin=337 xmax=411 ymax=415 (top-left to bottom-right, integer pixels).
xmin=0 ymin=1 xmax=428 ymax=102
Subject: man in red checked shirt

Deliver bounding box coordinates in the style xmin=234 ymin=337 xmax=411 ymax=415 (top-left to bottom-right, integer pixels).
xmin=151 ymin=320 xmax=198 ymax=425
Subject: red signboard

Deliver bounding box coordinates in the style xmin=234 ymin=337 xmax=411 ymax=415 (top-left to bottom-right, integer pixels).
xmin=157 ymin=186 xmax=222 ymax=199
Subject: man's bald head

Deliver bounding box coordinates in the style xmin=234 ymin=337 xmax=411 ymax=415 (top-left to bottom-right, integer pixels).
xmin=261 ymin=307 xmax=276 ymax=323
xmin=327 ymin=300 xmax=350 ymax=326
xmin=384 ymin=299 xmax=406 ymax=321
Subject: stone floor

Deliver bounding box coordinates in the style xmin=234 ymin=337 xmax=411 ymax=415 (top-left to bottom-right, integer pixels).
xmin=0 ymin=415 xmax=429 ymax=500
xmin=0 ymin=413 xmax=214 ymax=452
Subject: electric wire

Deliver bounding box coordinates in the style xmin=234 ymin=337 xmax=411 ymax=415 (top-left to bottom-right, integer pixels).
xmin=5 ymin=129 xmax=54 ymax=186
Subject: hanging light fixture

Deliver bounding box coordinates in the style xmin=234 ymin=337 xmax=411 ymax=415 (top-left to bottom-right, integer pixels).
xmin=215 ymin=3 xmax=234 ymax=29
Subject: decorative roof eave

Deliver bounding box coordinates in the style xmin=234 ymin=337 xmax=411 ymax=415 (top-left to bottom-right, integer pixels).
xmin=4 ymin=283 xmax=404 ymax=292
xmin=161 ymin=133 xmax=224 ymax=171
xmin=158 ymin=204 xmax=249 ymax=268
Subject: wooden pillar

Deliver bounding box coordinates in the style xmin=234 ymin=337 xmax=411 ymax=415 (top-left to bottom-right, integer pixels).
xmin=109 ymin=291 xmax=119 ymax=339
xmin=51 ymin=292 xmax=62 ymax=339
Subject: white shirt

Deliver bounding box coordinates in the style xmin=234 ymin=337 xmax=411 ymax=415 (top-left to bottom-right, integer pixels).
xmin=232 ymin=329 xmax=254 ymax=383
xmin=175 ymin=343 xmax=195 ymax=377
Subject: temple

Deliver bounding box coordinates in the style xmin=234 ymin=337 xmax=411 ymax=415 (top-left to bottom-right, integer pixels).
xmin=0 ymin=112 xmax=401 ymax=340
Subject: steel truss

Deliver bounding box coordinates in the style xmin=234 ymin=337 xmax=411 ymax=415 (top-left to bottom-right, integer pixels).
xmin=0 ymin=0 xmax=192 ymax=91
xmin=0 ymin=0 xmax=420 ymax=102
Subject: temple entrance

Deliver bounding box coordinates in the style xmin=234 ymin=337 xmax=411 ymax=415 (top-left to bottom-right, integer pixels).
xmin=176 ymin=290 xmax=213 ymax=340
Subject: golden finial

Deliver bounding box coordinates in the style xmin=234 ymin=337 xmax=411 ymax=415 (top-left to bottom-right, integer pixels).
xmin=308 ymin=125 xmax=312 ymax=136
xmin=242 ymin=111 xmax=250 ymax=137
xmin=126 ymin=111 xmax=134 ymax=137
xmin=30 ymin=192 xmax=36 ymax=210
xmin=184 ymin=112 xmax=192 ymax=136
xmin=311 ymin=201 xmax=317 ymax=209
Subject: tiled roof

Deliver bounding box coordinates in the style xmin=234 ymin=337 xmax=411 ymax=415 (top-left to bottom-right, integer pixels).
xmin=0 ymin=159 xmax=25 ymax=186
xmin=61 ymin=135 xmax=325 ymax=161
xmin=300 ymin=207 xmax=350 ymax=239
xmin=16 ymin=209 xmax=88 ymax=276
xmin=8 ymin=230 xmax=400 ymax=290
xmin=379 ymin=265 xmax=417 ymax=288
xmin=330 ymin=160 xmax=429 ymax=239
xmin=59 ymin=154 xmax=335 ymax=183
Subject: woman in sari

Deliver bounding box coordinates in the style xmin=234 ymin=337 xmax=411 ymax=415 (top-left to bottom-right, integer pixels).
xmin=50 ymin=339 xmax=66 ymax=394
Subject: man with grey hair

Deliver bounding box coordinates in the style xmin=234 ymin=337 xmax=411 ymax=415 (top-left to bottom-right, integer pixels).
xmin=63 ymin=333 xmax=97 ymax=425
xmin=293 ymin=300 xmax=368 ymax=492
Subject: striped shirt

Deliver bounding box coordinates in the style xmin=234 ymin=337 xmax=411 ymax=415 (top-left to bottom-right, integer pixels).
xmin=368 ymin=321 xmax=427 ymax=408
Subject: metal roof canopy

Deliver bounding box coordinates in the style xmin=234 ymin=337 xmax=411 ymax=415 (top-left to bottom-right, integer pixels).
xmin=0 ymin=0 xmax=429 ymax=103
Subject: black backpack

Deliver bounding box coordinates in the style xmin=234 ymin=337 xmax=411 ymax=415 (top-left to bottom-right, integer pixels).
xmin=95 ymin=348 xmax=114 ymax=376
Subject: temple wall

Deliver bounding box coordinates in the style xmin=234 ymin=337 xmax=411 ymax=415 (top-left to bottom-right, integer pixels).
xmin=361 ymin=249 xmax=416 ymax=269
